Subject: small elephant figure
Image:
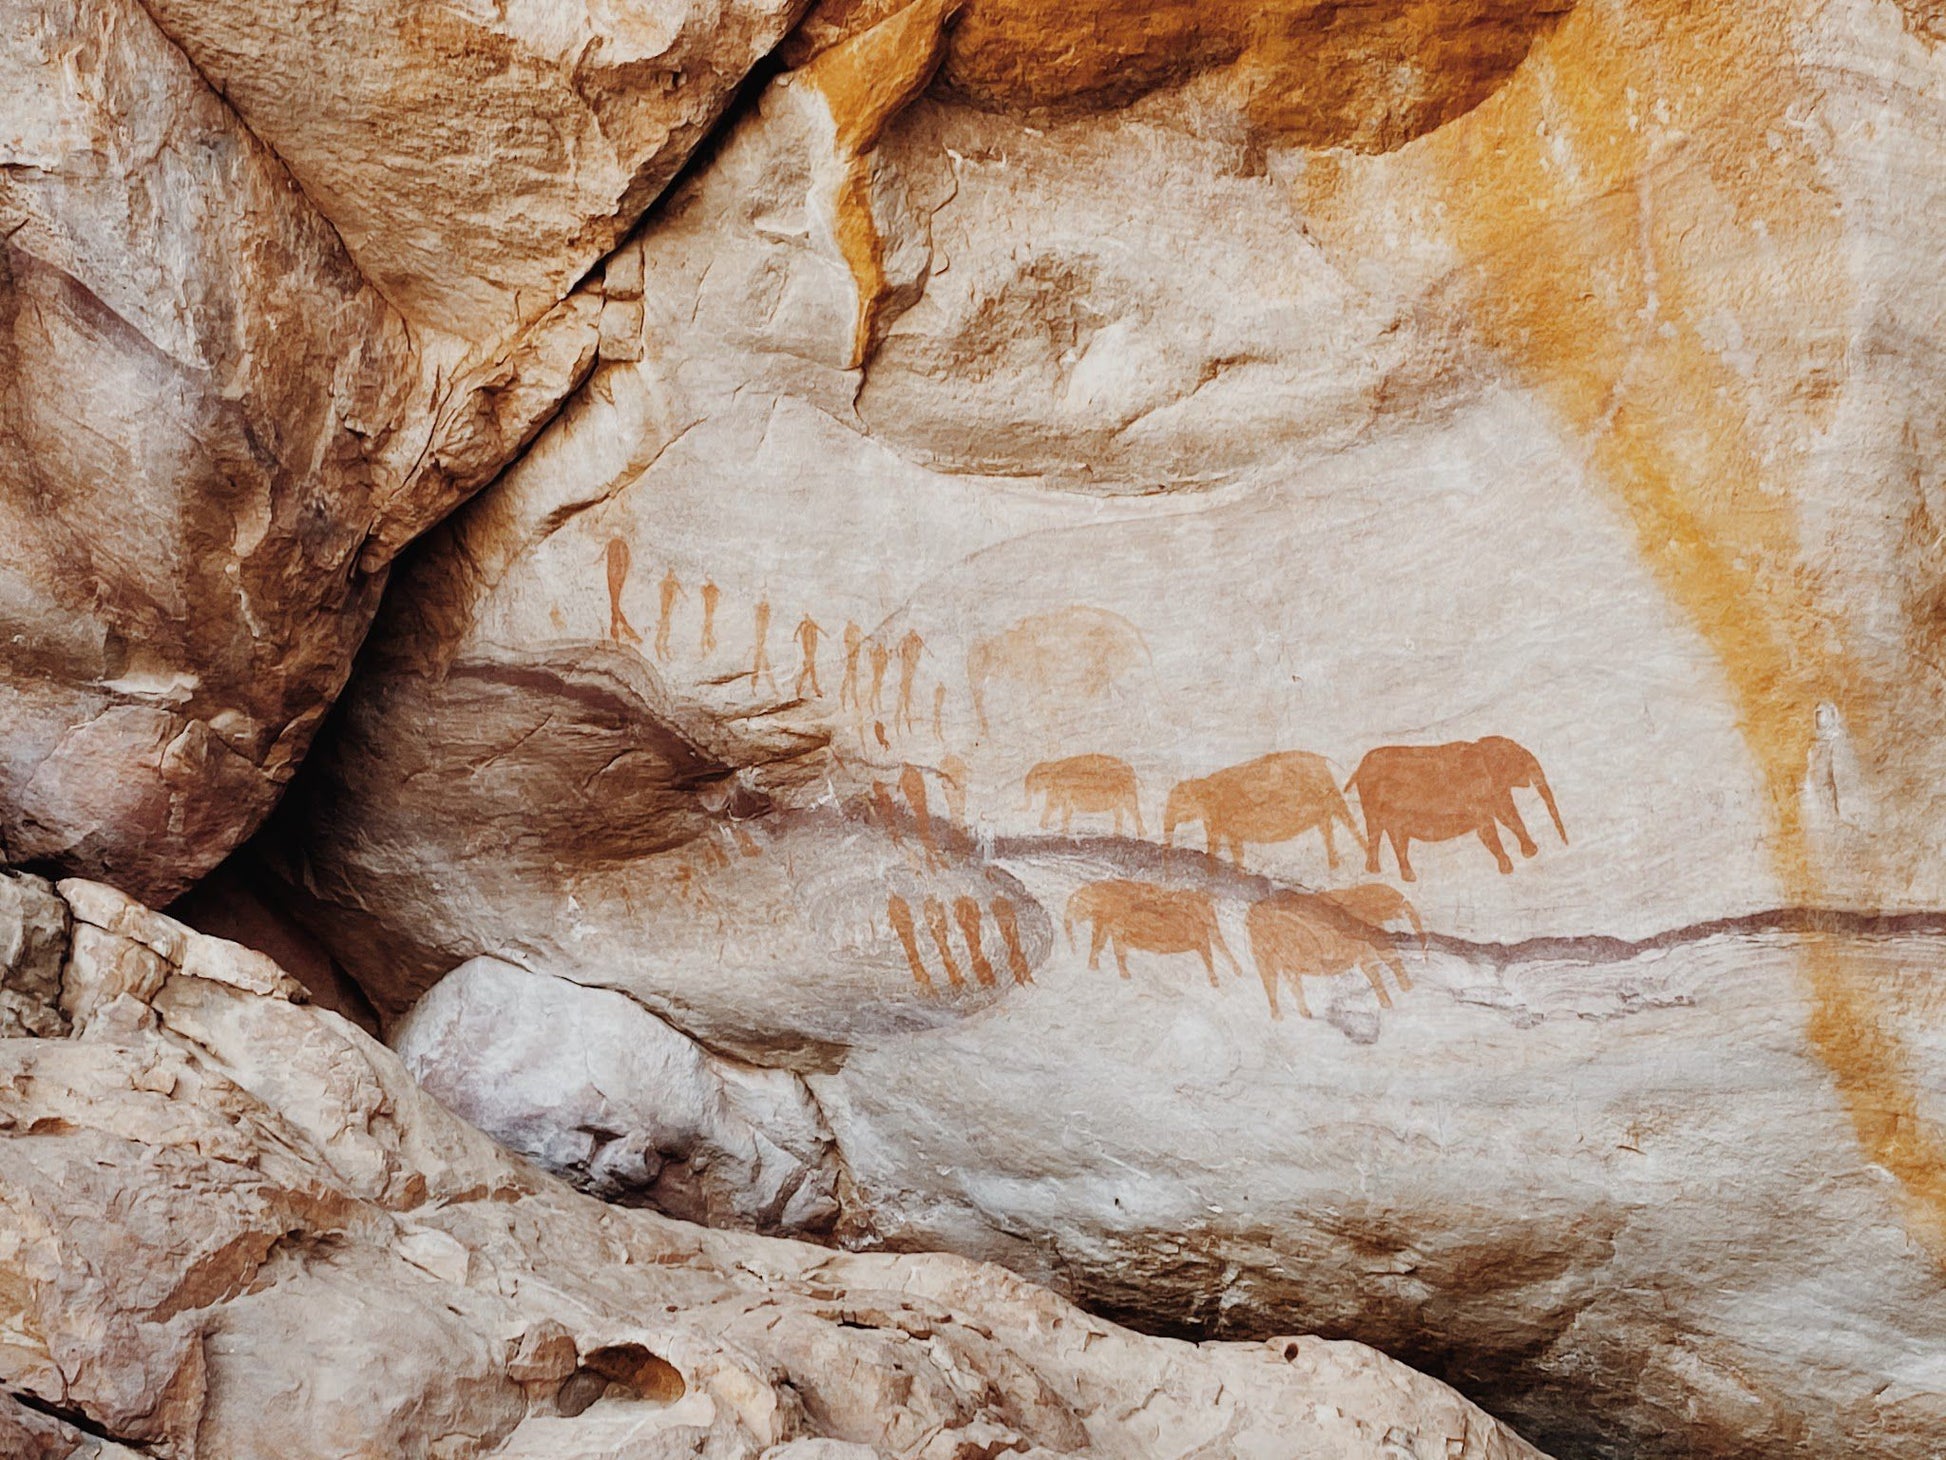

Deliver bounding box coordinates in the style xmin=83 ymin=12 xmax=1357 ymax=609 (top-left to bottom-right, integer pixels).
xmin=1162 ymin=750 xmax=1362 ymax=870
xmin=1065 ymin=879 xmax=1238 ymax=987
xmin=1245 ymin=890 xmax=1412 ymax=1021
xmin=1346 ymin=736 xmax=1567 ymax=882
xmin=1024 ymin=753 xmax=1144 ymax=836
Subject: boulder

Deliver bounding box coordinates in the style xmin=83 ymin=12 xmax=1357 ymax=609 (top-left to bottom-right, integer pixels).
xmin=0 ymin=873 xmax=1548 ymax=1459
xmin=0 ymin=0 xmax=805 ymax=903
xmin=263 ymin=2 xmax=1946 ymax=1455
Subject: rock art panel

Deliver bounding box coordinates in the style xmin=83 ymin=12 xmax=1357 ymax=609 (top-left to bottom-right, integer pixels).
xmin=255 ymin=3 xmax=1946 ymax=1457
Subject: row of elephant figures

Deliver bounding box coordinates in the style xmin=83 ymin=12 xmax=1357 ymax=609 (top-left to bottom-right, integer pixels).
xmin=1067 ymin=878 xmax=1425 ymax=1022
xmin=1023 ymin=739 xmax=1568 ymax=881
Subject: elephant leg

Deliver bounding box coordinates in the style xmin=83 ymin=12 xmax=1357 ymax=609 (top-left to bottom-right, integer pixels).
xmin=1088 ymin=922 xmax=1108 ymax=971
xmin=1040 ymin=800 xmax=1054 ymax=830
xmin=1289 ymin=971 xmax=1313 ymax=1020
xmin=1494 ymin=792 xmax=1539 ymax=857
xmin=1390 ymin=831 xmax=1416 ymax=882
xmin=1380 ymin=942 xmax=1412 ymax=993
xmin=1112 ymin=808 xmax=1124 ymax=836
xmin=1363 ymin=808 xmax=1384 ymax=874
xmin=1198 ymin=944 xmax=1219 ymax=988
xmin=1359 ymin=956 xmax=1394 ymax=1009
xmin=1229 ymin=837 xmax=1246 ymax=869
xmin=1256 ymin=956 xmax=1283 ymax=1019
xmin=1476 ymin=819 xmax=1514 ymax=874
xmin=1319 ymin=815 xmax=1339 ymax=869
xmin=1062 ymin=804 xmax=1074 ymax=835
xmin=1114 ymin=940 xmax=1132 ymax=980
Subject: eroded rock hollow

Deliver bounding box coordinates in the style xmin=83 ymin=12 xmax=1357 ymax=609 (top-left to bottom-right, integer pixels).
xmin=5 ymin=0 xmax=1946 ymax=1456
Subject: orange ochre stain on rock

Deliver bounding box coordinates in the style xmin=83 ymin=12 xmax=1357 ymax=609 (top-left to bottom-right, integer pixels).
xmin=1303 ymin=1 xmax=1946 ymax=1250
xmin=791 ymin=0 xmax=1577 ymax=367
xmin=799 ymin=0 xmax=963 ymax=367
xmin=793 ymin=0 xmax=1574 ymax=151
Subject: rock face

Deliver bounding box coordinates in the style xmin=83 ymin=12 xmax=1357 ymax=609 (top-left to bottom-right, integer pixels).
xmin=0 ymin=871 xmax=1547 ymax=1460
xmin=137 ymin=0 xmax=809 ymax=345
xmin=0 ymin=0 xmax=800 ymax=905
xmin=255 ymin=1 xmax=1946 ymax=1456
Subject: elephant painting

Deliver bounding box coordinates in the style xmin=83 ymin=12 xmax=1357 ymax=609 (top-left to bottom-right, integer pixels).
xmin=1346 ymin=736 xmax=1567 ymax=881
xmin=1245 ymin=891 xmax=1413 ymax=1021
xmin=1024 ymin=754 xmax=1144 ymax=836
xmin=1162 ymin=750 xmax=1363 ymax=870
xmin=1065 ymin=879 xmax=1239 ymax=987
xmin=967 ymin=606 xmax=1149 ymax=735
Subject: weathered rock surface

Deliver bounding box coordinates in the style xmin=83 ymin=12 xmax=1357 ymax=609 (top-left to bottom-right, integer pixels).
xmin=0 ymin=0 xmax=804 ymax=904
xmin=138 ymin=0 xmax=809 ymax=345
xmin=0 ymin=871 xmax=1547 ymax=1459
xmin=255 ymin=1 xmax=1946 ymax=1455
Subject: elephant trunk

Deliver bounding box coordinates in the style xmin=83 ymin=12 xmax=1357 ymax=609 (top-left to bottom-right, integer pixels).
xmin=1329 ymin=787 xmax=1368 ymax=859
xmin=1161 ymin=784 xmax=1195 ymax=847
xmin=1532 ymin=767 xmax=1568 ymax=844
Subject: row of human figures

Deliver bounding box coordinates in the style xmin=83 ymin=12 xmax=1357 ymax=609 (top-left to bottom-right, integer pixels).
xmin=1022 ymin=741 xmax=1568 ymax=882
xmin=605 ymin=540 xmax=948 ymax=741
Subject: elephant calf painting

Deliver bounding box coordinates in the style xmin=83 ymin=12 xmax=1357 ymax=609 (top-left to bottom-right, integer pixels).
xmin=1163 ymin=751 xmax=1363 ymax=870
xmin=1024 ymin=754 xmax=1144 ymax=836
xmin=1347 ymin=736 xmax=1567 ymax=881
xmin=1245 ymin=891 xmax=1413 ymax=1021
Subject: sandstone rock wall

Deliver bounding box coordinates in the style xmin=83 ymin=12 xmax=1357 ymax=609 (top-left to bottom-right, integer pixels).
xmin=251 ymin=2 xmax=1946 ymax=1456
xmin=0 ymin=0 xmax=802 ymax=903
xmin=0 ymin=871 xmax=1547 ymax=1459
xmin=8 ymin=0 xmax=1946 ymax=1456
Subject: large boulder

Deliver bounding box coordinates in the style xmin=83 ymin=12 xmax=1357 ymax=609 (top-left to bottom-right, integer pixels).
xmin=0 ymin=871 xmax=1546 ymax=1459
xmin=260 ymin=1 xmax=1946 ymax=1455
xmin=0 ymin=0 xmax=804 ymax=905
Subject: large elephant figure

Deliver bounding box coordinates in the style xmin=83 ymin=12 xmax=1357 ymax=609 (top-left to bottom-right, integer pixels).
xmin=966 ymin=606 xmax=1149 ymax=735
xmin=1346 ymin=736 xmax=1567 ymax=881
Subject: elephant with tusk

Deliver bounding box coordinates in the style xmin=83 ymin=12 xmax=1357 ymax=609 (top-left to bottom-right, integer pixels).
xmin=1346 ymin=735 xmax=1567 ymax=882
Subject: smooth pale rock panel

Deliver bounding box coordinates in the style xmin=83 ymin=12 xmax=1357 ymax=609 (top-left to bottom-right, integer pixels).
xmin=394 ymin=955 xmax=845 ymax=1232
xmin=0 ymin=878 xmax=1549 ymax=1460
xmin=140 ymin=0 xmax=811 ymax=345
xmin=0 ymin=0 xmax=610 ymax=904
xmin=262 ymin=2 xmax=1946 ymax=1456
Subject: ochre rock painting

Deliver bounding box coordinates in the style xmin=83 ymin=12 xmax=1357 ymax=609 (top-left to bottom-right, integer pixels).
xmin=1163 ymin=750 xmax=1362 ymax=870
xmin=1024 ymin=753 xmax=1144 ymax=836
xmin=1318 ymin=882 xmax=1428 ymax=954
xmin=1348 ymin=736 xmax=1566 ymax=881
xmin=967 ymin=605 xmax=1149 ymax=735
xmin=868 ymin=638 xmax=891 ymax=714
xmin=1245 ymin=890 xmax=1414 ymax=1021
xmin=585 ymin=556 xmax=1561 ymax=1026
xmin=750 ymin=597 xmax=777 ymax=690
xmin=795 ymin=614 xmax=826 ymax=698
xmin=841 ymin=621 xmax=865 ymax=708
xmin=604 ymin=538 xmax=642 ymax=645
xmin=1065 ymin=879 xmax=1239 ymax=987
xmin=656 ymin=568 xmax=685 ymax=660
xmin=896 ymin=629 xmax=926 ymax=732
xmin=700 ymin=579 xmax=720 ymax=653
